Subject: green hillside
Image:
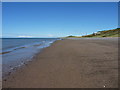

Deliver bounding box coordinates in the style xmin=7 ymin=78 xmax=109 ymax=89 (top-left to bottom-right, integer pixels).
xmin=65 ymin=28 xmax=120 ymax=38
xmin=82 ymin=28 xmax=120 ymax=37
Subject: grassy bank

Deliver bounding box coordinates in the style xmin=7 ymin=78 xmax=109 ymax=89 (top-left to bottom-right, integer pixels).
xmin=82 ymin=28 xmax=120 ymax=38
xmin=65 ymin=28 xmax=120 ymax=38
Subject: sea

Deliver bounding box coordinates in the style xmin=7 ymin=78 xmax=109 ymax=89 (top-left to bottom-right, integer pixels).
xmin=1 ymin=38 xmax=60 ymax=77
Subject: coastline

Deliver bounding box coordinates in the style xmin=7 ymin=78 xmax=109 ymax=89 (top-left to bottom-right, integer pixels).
xmin=3 ymin=38 xmax=118 ymax=88
xmin=2 ymin=38 xmax=59 ymax=78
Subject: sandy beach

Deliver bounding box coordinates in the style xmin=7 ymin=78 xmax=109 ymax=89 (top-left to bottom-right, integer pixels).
xmin=3 ymin=38 xmax=118 ymax=88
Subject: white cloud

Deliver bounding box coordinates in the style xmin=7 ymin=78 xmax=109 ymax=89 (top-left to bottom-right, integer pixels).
xmin=17 ymin=35 xmax=34 ymax=38
xmin=17 ymin=34 xmax=56 ymax=38
xmin=47 ymin=34 xmax=54 ymax=37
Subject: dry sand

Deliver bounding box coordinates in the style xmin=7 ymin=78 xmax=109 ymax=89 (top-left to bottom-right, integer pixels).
xmin=3 ymin=38 xmax=118 ymax=88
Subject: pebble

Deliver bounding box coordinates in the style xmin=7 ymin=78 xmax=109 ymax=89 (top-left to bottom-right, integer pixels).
xmin=103 ymin=85 xmax=106 ymax=87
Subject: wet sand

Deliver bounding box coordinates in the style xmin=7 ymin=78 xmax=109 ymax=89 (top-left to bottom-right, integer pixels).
xmin=3 ymin=38 xmax=118 ymax=88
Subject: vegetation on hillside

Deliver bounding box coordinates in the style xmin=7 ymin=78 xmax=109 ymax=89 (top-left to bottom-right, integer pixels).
xmin=82 ymin=28 xmax=120 ymax=37
xmin=65 ymin=28 xmax=120 ymax=38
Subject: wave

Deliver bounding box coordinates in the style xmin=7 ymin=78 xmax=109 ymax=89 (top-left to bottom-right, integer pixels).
xmin=1 ymin=46 xmax=27 ymax=55
xmin=1 ymin=39 xmax=58 ymax=55
xmin=0 ymin=51 xmax=11 ymax=55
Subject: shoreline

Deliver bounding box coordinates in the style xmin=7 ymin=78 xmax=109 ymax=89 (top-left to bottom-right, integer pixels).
xmin=3 ymin=38 xmax=118 ymax=88
xmin=2 ymin=39 xmax=60 ymax=79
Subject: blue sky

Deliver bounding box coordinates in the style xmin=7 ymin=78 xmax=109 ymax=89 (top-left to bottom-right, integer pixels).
xmin=2 ymin=2 xmax=118 ymax=38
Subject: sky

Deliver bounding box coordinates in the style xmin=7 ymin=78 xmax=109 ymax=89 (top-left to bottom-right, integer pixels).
xmin=2 ymin=2 xmax=118 ymax=38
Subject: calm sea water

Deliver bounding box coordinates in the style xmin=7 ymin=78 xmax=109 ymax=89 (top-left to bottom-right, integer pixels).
xmin=2 ymin=38 xmax=59 ymax=77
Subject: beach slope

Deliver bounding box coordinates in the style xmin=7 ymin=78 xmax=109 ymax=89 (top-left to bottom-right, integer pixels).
xmin=3 ymin=38 xmax=118 ymax=88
